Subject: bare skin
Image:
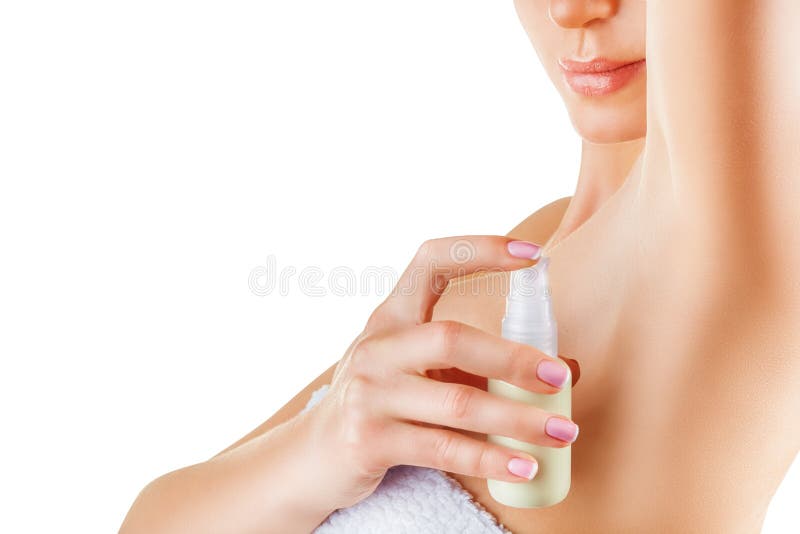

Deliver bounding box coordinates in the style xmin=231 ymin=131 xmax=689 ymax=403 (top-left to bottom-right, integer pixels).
xmin=458 ymin=2 xmax=800 ymax=528
xmin=121 ymin=0 xmax=799 ymax=532
xmin=444 ymin=157 xmax=800 ymax=532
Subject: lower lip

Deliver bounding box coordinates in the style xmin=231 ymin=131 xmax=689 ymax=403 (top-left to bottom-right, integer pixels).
xmin=561 ymin=59 xmax=645 ymax=97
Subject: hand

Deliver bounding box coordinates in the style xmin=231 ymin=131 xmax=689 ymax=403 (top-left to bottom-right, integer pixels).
xmin=298 ymin=236 xmax=581 ymax=511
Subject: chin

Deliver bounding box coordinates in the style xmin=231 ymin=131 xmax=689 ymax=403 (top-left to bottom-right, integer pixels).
xmin=565 ymin=94 xmax=647 ymax=144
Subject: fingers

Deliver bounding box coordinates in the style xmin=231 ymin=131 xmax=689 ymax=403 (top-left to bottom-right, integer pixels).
xmin=382 ymin=374 xmax=579 ymax=448
xmin=380 ymin=421 xmax=540 ymax=483
xmin=368 ymin=236 xmax=542 ymax=329
xmin=426 ymin=355 xmax=579 ymax=390
xmin=360 ymin=320 xmax=571 ymax=394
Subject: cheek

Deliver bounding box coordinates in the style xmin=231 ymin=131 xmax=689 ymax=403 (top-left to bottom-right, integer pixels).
xmin=514 ymin=1 xmax=562 ymax=80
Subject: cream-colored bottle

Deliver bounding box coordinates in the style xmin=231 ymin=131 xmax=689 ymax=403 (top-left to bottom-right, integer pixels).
xmin=487 ymin=256 xmax=572 ymax=508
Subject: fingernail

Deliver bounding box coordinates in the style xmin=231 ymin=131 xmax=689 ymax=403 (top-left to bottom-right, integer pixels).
xmin=537 ymin=359 xmax=569 ymax=388
xmin=507 ymin=240 xmax=542 ymax=260
xmin=545 ymin=417 xmax=579 ymax=443
xmin=507 ymin=457 xmax=538 ymax=480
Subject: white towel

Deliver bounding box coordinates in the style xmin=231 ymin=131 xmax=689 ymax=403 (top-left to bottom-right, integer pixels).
xmin=303 ymin=384 xmax=512 ymax=534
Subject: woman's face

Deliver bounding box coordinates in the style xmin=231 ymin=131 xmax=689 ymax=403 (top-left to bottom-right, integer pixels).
xmin=514 ymin=0 xmax=646 ymax=144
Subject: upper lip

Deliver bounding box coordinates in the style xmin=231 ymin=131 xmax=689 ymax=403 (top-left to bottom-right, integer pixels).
xmin=558 ymin=57 xmax=645 ymax=74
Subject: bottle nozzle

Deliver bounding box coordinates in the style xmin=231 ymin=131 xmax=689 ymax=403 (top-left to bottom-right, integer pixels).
xmin=504 ymin=256 xmax=555 ymax=329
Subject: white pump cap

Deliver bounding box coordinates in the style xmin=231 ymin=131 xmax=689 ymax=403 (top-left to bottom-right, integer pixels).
xmin=501 ymin=256 xmax=558 ymax=358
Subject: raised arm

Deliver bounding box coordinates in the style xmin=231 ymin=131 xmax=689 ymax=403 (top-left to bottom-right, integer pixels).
xmin=644 ymin=1 xmax=799 ymax=278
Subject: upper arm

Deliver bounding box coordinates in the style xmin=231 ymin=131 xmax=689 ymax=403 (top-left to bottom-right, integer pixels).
xmin=645 ymin=2 xmax=799 ymax=262
xmin=211 ymin=360 xmax=338 ymax=459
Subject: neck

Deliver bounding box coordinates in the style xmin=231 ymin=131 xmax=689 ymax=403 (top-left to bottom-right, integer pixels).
xmin=546 ymin=137 xmax=645 ymax=250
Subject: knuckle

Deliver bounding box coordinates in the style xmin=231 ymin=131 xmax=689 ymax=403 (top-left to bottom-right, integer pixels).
xmin=334 ymin=376 xmax=387 ymax=476
xmin=350 ymin=335 xmax=378 ymax=368
xmin=442 ymin=384 xmax=476 ymax=421
xmin=360 ymin=433 xmax=389 ymax=472
xmin=364 ymin=308 xmax=384 ymax=332
xmin=365 ymin=303 xmax=396 ymax=333
xmin=341 ymin=374 xmax=372 ymax=415
xmin=415 ymin=239 xmax=436 ymax=262
xmin=433 ymin=320 xmax=463 ymax=364
xmin=507 ymin=342 xmax=532 ymax=384
xmin=341 ymin=411 xmax=372 ymax=453
xmin=473 ymin=446 xmax=494 ymax=476
xmin=342 ymin=422 xmax=384 ymax=476
xmin=433 ymin=432 xmax=460 ymax=467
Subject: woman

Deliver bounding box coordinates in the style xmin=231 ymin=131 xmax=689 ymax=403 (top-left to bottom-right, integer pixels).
xmin=121 ymin=1 xmax=799 ymax=532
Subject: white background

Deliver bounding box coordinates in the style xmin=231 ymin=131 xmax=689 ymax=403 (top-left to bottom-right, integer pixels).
xmin=0 ymin=1 xmax=796 ymax=532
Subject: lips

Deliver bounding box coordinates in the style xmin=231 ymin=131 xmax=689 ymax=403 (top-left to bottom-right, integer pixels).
xmin=558 ymin=57 xmax=642 ymax=73
xmin=558 ymin=57 xmax=646 ymax=96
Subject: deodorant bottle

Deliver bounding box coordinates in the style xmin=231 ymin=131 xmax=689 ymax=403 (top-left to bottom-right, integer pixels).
xmin=487 ymin=256 xmax=572 ymax=507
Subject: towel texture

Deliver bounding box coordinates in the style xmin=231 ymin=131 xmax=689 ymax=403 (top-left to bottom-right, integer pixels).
xmin=303 ymin=384 xmax=512 ymax=534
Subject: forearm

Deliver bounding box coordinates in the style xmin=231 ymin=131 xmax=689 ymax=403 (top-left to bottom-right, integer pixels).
xmin=120 ymin=411 xmax=336 ymax=534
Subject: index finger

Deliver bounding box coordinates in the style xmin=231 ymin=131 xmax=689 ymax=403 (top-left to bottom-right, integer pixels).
xmin=370 ymin=236 xmax=542 ymax=329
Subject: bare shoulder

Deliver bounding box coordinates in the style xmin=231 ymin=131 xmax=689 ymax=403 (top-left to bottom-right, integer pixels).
xmin=507 ymin=196 xmax=571 ymax=243
xmin=432 ymin=196 xmax=571 ymax=332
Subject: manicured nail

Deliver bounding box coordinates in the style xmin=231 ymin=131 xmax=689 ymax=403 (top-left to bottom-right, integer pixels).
xmin=507 ymin=240 xmax=542 ymax=260
xmin=545 ymin=417 xmax=579 ymax=443
xmin=507 ymin=457 xmax=538 ymax=480
xmin=537 ymin=359 xmax=569 ymax=388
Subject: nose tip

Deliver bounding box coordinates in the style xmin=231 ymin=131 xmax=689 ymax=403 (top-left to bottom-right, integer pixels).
xmin=548 ymin=0 xmax=618 ymax=29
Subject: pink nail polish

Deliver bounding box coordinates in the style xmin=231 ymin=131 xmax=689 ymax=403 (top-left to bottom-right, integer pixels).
xmin=545 ymin=417 xmax=579 ymax=443
xmin=507 ymin=240 xmax=542 ymax=260
xmin=507 ymin=457 xmax=538 ymax=480
xmin=537 ymin=359 xmax=569 ymax=388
